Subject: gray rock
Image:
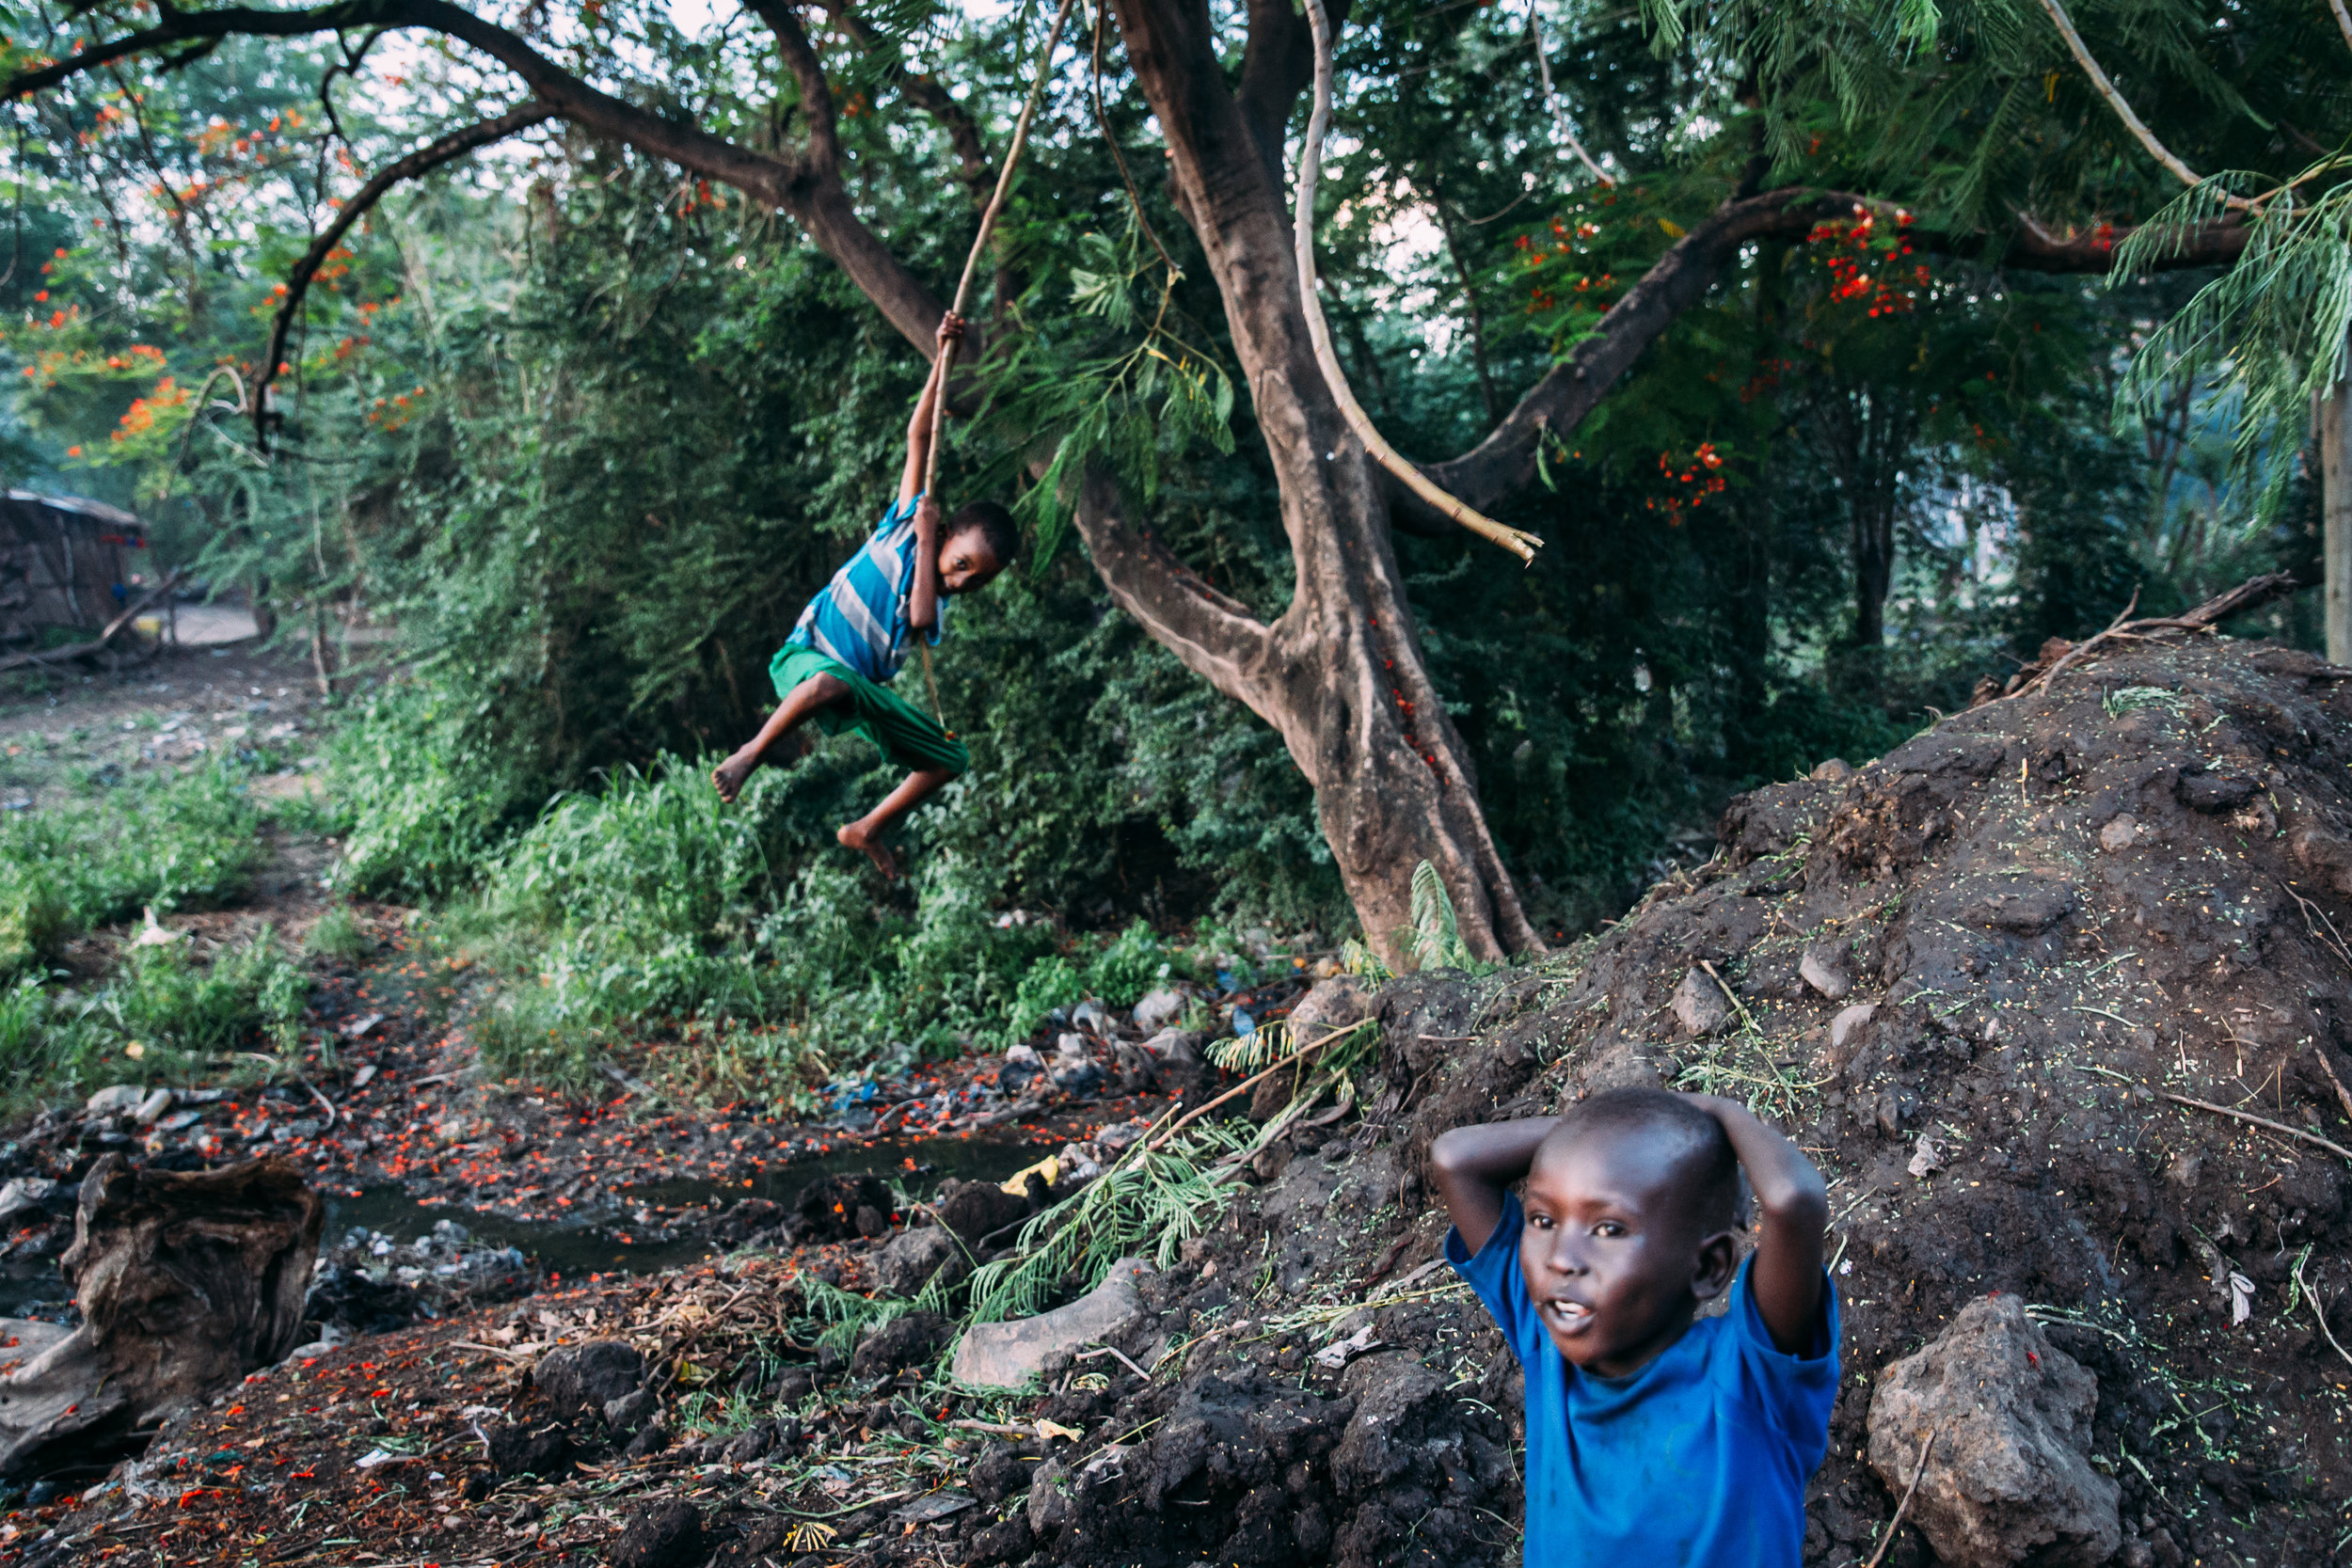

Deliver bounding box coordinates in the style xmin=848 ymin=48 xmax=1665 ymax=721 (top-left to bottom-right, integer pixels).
xmin=1289 ymin=975 xmax=1370 ymax=1041
xmin=534 ymin=1338 xmax=645 ymax=1420
xmin=951 ymin=1259 xmax=1152 ymax=1388
xmin=1866 ymin=1293 xmax=2120 ymax=1568
xmin=2098 ymin=814 xmax=2140 ymax=852
xmin=1670 ymin=968 xmax=1730 ymax=1037
xmin=1131 ymin=987 xmax=1188 ymax=1033
xmin=1829 ymin=1003 xmax=1876 ymax=1052
xmin=873 ymin=1224 xmax=965 ymax=1296
xmin=1141 ymin=1028 xmax=1203 ymax=1067
xmin=133 ymin=1088 xmax=176 ymax=1125
xmin=83 ymin=1085 xmax=147 ymax=1117
xmin=1798 ymin=945 xmax=1851 ymax=1000
xmin=1070 ymin=1000 xmax=1111 ymax=1035
xmin=602 ymin=1387 xmax=656 ymax=1433
xmin=0 ymin=1178 xmax=57 ymax=1224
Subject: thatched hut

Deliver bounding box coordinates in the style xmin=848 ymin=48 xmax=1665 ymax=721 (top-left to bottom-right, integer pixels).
xmin=0 ymin=492 xmax=152 ymax=650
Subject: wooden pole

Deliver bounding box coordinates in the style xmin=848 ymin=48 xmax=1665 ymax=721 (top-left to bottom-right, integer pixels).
xmin=2323 ymin=327 xmax=2352 ymax=665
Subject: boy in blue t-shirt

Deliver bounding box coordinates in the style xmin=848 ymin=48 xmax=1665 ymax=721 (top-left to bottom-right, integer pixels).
xmin=1431 ymin=1087 xmax=1838 ymax=1566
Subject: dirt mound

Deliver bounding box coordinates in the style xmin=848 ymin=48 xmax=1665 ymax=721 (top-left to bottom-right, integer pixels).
xmin=19 ymin=634 xmax=2345 ymax=1567
xmin=983 ymin=635 xmax=2347 ymax=1567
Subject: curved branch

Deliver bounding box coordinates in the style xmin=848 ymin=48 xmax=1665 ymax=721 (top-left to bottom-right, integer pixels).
xmin=2334 ymin=0 xmax=2352 ymax=55
xmin=2034 ymin=0 xmax=2249 ymax=209
xmin=744 ymin=0 xmax=839 ymax=182
xmin=1295 ymin=0 xmax=1539 ymax=561
xmin=1424 ymin=185 xmax=1861 ymax=511
xmin=1526 ymin=0 xmax=1609 ymax=186
xmin=254 ymin=101 xmax=554 ymax=443
xmin=808 ymin=0 xmax=991 ymax=205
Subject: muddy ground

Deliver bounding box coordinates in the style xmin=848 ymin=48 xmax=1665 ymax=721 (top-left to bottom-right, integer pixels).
xmin=8 ymin=630 xmax=2352 ymax=1567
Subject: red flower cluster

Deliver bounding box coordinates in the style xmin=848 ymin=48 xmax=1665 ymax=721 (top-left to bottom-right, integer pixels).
xmin=1806 ymin=206 xmax=1926 ymax=317
xmin=1645 ymin=441 xmax=1726 ymax=525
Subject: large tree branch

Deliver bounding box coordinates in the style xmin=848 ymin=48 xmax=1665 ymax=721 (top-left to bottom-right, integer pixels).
xmin=8 ymin=0 xmax=954 ymax=355
xmin=255 ymin=101 xmax=554 ymax=442
xmin=1069 ymin=471 xmax=1279 ymax=721
xmin=809 ymin=0 xmax=992 ymax=205
xmin=1422 ymin=187 xmax=2255 ymax=514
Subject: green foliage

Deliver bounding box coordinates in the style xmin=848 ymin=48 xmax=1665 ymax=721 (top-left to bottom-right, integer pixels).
xmin=2114 ymin=173 xmax=2352 ymax=516
xmin=1408 ymin=861 xmax=1478 ymax=974
xmin=303 ymin=906 xmax=373 ymax=963
xmin=960 ymin=1122 xmax=1251 ymax=1327
xmin=108 ymin=930 xmax=308 ymax=1058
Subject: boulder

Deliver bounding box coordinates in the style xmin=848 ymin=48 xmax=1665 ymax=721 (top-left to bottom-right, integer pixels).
xmin=1866 ymin=1293 xmax=2121 ymax=1567
xmin=0 ymin=1178 xmax=56 ymax=1225
xmin=0 ymin=1154 xmax=322 ymax=1478
xmin=951 ymin=1259 xmax=1152 ymax=1388
xmin=873 ymin=1224 xmax=965 ymax=1296
xmin=534 ymin=1339 xmax=645 ymax=1421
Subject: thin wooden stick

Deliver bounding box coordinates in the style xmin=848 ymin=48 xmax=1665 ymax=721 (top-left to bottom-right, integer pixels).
xmin=1863 ymin=1430 xmax=1937 ymax=1568
xmin=2164 ymin=1092 xmax=2352 ymax=1162
xmin=2332 ymin=0 xmax=2352 ymax=55
xmin=1525 ymin=0 xmax=1609 ymax=185
xmin=2314 ymin=1042 xmax=2352 ymax=1133
xmin=1295 ymin=0 xmax=1543 ymax=563
xmin=0 ymin=566 xmax=183 ymax=674
xmin=1146 ymin=1043 xmax=1315 ymax=1149
xmin=2032 ymin=0 xmax=2209 ymax=195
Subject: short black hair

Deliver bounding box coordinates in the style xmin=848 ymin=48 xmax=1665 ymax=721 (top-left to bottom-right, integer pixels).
xmin=947 ymin=500 xmax=1019 ymax=569
xmin=1539 ymin=1086 xmax=1740 ymax=1232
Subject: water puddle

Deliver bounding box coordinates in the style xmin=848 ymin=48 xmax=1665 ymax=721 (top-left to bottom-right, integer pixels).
xmin=323 ymin=1134 xmax=1041 ymax=1281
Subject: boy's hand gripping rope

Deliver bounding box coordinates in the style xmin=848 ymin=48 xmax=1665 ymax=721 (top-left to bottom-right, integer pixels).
xmin=914 ymin=0 xmax=1080 ymax=738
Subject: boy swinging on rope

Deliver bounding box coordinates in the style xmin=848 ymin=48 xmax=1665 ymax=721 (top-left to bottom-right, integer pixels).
xmin=711 ymin=312 xmax=1017 ymax=879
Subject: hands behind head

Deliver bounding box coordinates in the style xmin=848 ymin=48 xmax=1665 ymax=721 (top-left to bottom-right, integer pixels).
xmin=936 ymin=311 xmax=966 ymax=346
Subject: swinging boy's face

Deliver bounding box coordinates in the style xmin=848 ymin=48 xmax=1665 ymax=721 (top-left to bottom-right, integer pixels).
xmin=940 ymin=529 xmax=1004 ymax=594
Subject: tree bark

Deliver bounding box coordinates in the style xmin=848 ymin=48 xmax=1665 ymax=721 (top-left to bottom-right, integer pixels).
xmin=1083 ymin=0 xmax=1540 ymax=962
xmin=2325 ymin=329 xmax=2352 ymax=665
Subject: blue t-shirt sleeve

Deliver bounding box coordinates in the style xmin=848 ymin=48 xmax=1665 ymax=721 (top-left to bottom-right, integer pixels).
xmin=1444 ymin=1192 xmax=1543 ymax=1368
xmin=1723 ymin=1256 xmax=1842 ymax=1466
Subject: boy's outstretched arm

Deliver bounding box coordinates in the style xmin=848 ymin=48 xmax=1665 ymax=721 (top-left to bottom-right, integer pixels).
xmin=904 ymin=313 xmax=963 ymax=635
xmin=1429 ymin=1117 xmax=1558 ymax=1255
xmin=1681 ymin=1094 xmax=1829 ymax=1354
xmin=898 ymin=312 xmax=964 ymax=508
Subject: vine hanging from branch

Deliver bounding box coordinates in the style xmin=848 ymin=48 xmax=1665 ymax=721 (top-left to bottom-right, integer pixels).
xmin=1294 ymin=0 xmax=1543 ymax=563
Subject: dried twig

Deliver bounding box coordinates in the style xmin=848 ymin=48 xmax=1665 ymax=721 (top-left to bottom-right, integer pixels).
xmin=2163 ymin=1092 xmax=2352 ymax=1162
xmin=1146 ymin=1043 xmax=1316 ymax=1149
xmin=0 ymin=567 xmax=185 ymax=674
xmin=1697 ymin=958 xmax=1764 ymax=1036
xmin=1863 ymin=1429 xmax=1937 ymax=1568
xmin=2313 ymin=1043 xmax=2352 ymax=1133
xmin=2293 ymin=1246 xmax=2352 ymax=1374
xmin=1074 ymin=1343 xmax=1151 ymax=1379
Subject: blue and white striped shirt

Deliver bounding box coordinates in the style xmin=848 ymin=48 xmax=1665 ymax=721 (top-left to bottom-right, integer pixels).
xmin=786 ymin=495 xmax=945 ymax=684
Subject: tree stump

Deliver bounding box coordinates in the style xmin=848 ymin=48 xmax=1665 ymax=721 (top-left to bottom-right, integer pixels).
xmin=0 ymin=1154 xmax=324 ymax=1478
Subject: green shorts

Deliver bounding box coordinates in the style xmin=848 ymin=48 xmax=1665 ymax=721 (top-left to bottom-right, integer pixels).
xmin=769 ymin=643 xmax=969 ymax=778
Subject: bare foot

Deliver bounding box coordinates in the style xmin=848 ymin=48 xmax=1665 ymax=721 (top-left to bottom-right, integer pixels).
xmin=712 ymin=747 xmax=761 ymax=804
xmin=837 ymin=820 xmax=899 ymax=879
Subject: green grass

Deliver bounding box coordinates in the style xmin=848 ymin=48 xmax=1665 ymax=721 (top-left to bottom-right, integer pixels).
xmin=303 ymin=905 xmax=374 ymax=963
xmin=0 ymin=756 xmax=310 ymax=1114
xmin=0 ymin=759 xmax=269 ymax=976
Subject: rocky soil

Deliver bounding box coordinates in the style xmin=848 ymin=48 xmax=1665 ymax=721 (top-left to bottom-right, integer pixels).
xmin=8 ymin=631 xmax=2349 ymax=1567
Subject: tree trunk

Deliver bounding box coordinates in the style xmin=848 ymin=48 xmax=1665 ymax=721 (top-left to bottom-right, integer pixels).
xmin=1079 ymin=0 xmax=1541 ymax=964
xmin=0 ymin=1156 xmax=323 ymax=1479
xmin=1852 ymin=500 xmax=1894 ymax=649
xmin=2325 ymin=332 xmax=2352 ymax=665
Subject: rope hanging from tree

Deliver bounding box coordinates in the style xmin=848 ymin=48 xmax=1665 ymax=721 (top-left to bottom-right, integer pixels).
xmin=1295 ymin=0 xmax=1544 ymax=564
xmin=914 ymin=0 xmax=1080 ymax=735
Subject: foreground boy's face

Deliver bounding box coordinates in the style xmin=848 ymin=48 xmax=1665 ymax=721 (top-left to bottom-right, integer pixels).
xmin=1519 ymin=1127 xmax=1728 ymax=1379
xmin=940 ymin=531 xmax=1003 ymax=594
